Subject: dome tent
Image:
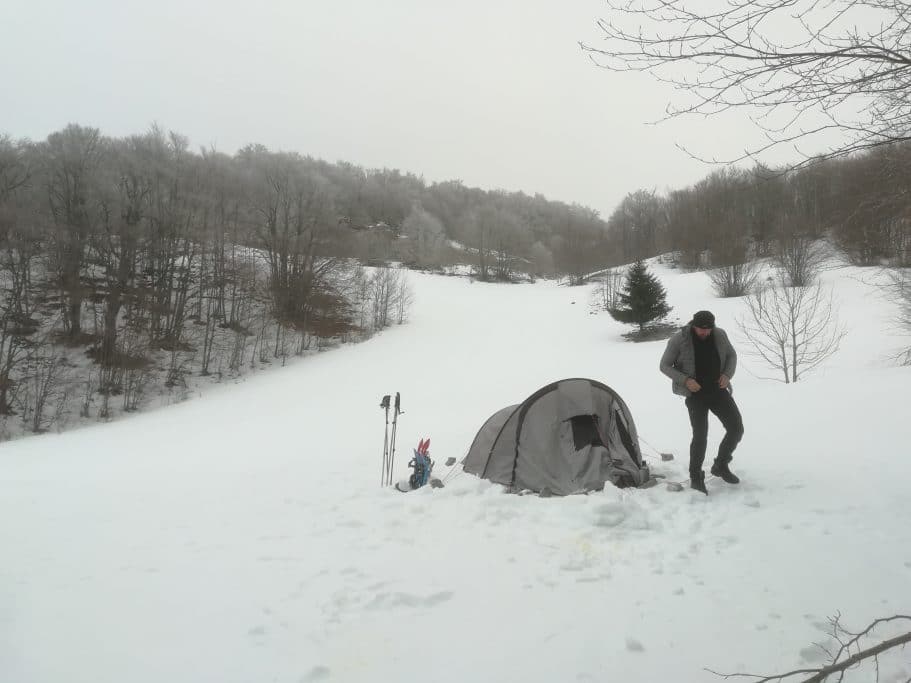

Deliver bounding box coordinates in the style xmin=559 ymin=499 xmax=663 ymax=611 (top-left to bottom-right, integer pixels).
xmin=463 ymin=378 xmax=651 ymax=495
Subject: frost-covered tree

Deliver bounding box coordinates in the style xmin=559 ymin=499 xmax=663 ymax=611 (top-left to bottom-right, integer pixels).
xmin=401 ymin=205 xmax=444 ymax=269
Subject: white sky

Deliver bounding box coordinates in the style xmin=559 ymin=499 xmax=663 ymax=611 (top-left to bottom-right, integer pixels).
xmin=3 ymin=0 xmax=837 ymax=217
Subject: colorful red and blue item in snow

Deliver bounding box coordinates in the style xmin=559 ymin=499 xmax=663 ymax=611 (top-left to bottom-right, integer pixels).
xmin=395 ymin=438 xmax=435 ymax=492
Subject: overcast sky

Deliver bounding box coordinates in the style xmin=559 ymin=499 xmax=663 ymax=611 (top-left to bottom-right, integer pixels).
xmin=2 ymin=0 xmax=824 ymax=218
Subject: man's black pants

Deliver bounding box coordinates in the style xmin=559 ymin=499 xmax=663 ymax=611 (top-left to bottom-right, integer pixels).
xmin=685 ymin=389 xmax=744 ymax=475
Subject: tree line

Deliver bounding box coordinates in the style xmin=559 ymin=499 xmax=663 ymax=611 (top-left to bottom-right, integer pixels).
xmin=600 ymin=142 xmax=911 ymax=375
xmin=0 ymin=123 xmax=620 ymax=433
xmin=604 ymin=145 xmax=911 ymax=272
xmin=2 ymin=118 xmax=909 ymax=433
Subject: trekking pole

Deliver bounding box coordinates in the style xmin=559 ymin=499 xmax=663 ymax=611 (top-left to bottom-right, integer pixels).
xmin=380 ymin=394 xmax=391 ymax=487
xmin=387 ymin=392 xmax=402 ymax=486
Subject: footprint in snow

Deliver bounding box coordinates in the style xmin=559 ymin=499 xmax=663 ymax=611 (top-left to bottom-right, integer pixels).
xmin=593 ymin=503 xmax=627 ymax=528
xmin=714 ymin=535 xmax=739 ymax=550
xmin=365 ymin=591 xmax=454 ymax=610
xmin=626 ymin=637 xmax=645 ymax=652
xmin=337 ymin=518 xmax=365 ymax=529
xmin=560 ymin=559 xmax=590 ymax=572
xmin=302 ymin=666 xmax=331 ymax=681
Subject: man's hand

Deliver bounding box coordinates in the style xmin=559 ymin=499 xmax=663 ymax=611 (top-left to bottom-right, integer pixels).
xmin=685 ymin=378 xmax=701 ymax=392
xmin=718 ymin=374 xmax=730 ymax=390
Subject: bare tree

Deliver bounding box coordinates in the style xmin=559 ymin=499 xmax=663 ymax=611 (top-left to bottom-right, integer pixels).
xmin=199 ymin=288 xmax=220 ymax=376
xmin=551 ymin=205 xmax=610 ymax=284
xmin=361 ymin=266 xmax=412 ymax=332
xmin=0 ymin=135 xmax=30 ymax=198
xmin=738 ymin=279 xmax=847 ymax=382
xmin=706 ymin=178 xmax=761 ymax=297
xmin=900 ymin=291 xmax=911 ymax=365
xmin=43 ymin=124 xmax=106 ymax=340
xmin=775 ymin=232 xmax=828 ymax=287
xmin=20 ymin=348 xmax=68 ymax=433
xmin=491 ymin=210 xmax=529 ymax=282
xmin=93 ymin=136 xmax=148 ymax=366
xmin=394 ymin=272 xmax=413 ymax=325
xmin=664 ymin=169 xmax=749 ymax=272
xmin=117 ymin=318 xmax=150 ymax=412
xmin=401 ymin=204 xmax=445 ymax=269
xmin=79 ymin=371 xmax=96 ymax=418
xmin=528 ymin=241 xmax=555 ymax=280
xmin=469 ymin=206 xmax=496 ymax=281
xmin=606 ymin=189 xmax=665 ymax=263
xmin=746 ymin=164 xmax=788 ymax=257
xmin=582 ymin=0 xmax=911 ymax=166
xmin=665 ymin=186 xmax=709 ymax=270
xmin=0 ymin=148 xmax=41 ymax=414
xmin=369 ymin=267 xmax=396 ymax=331
xmin=0 ymin=234 xmax=41 ymax=414
xmin=708 ymin=261 xmax=760 ymax=298
xmin=227 ymin=325 xmax=252 ymax=373
xmin=833 ymin=143 xmax=911 ymax=265
xmin=592 ymin=267 xmax=625 ymax=311
xmin=140 ymin=129 xmax=199 ymax=350
xmin=243 ymin=147 xmax=340 ymax=333
xmin=884 ymin=266 xmax=911 ymax=364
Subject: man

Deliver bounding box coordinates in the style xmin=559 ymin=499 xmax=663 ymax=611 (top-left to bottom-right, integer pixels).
xmin=659 ymin=310 xmax=744 ymax=494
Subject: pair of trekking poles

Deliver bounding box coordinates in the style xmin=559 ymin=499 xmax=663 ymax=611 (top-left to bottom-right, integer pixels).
xmin=380 ymin=392 xmax=402 ymax=487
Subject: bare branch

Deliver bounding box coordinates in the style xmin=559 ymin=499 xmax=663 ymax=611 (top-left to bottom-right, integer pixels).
xmin=710 ymin=614 xmax=911 ymax=682
xmin=582 ymin=0 xmax=911 ymax=165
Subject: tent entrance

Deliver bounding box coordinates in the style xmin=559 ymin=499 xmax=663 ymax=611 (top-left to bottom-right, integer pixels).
xmin=567 ymin=414 xmax=606 ymax=451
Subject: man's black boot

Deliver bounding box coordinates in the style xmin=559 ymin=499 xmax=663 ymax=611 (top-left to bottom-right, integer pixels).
xmin=711 ymin=460 xmax=740 ymax=484
xmin=690 ymin=471 xmax=708 ymax=495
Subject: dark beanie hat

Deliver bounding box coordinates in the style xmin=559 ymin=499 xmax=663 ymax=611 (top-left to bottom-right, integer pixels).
xmin=692 ymin=310 xmax=715 ymax=328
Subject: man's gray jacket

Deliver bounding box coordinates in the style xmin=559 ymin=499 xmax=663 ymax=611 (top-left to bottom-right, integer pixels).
xmin=659 ymin=325 xmax=737 ymax=397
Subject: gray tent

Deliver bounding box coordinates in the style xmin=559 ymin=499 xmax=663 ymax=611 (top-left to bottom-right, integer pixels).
xmin=463 ymin=378 xmax=651 ymax=495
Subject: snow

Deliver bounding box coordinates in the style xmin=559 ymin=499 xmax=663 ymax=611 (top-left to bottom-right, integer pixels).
xmin=2 ymin=261 xmax=911 ymax=683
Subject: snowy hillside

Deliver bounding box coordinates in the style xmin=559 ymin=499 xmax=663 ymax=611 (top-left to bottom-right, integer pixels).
xmin=2 ymin=261 xmax=910 ymax=683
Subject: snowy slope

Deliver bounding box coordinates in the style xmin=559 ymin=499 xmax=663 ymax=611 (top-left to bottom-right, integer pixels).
xmin=2 ymin=262 xmax=910 ymax=683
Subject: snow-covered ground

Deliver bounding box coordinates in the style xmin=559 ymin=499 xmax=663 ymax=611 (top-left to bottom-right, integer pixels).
xmin=2 ymin=261 xmax=910 ymax=683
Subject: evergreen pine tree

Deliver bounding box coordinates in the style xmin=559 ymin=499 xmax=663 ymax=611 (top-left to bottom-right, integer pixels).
xmin=609 ymin=260 xmax=672 ymax=331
